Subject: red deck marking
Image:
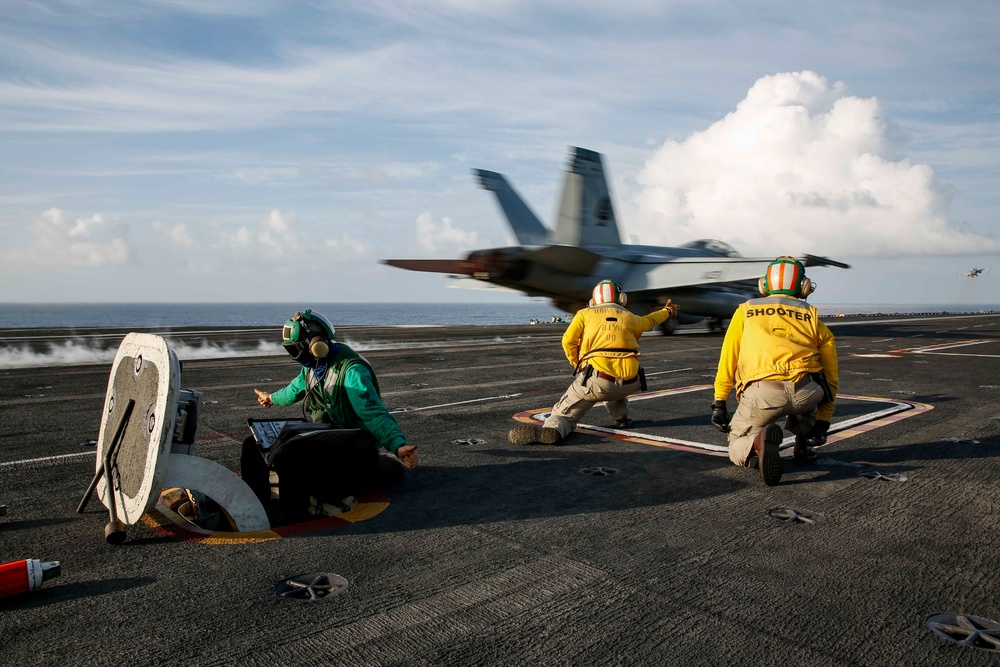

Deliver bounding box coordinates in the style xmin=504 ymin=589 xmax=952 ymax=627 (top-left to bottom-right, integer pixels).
xmin=142 ymin=489 xmax=390 ymax=544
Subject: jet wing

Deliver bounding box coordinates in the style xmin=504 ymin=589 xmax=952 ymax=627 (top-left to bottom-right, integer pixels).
xmin=621 ymin=255 xmax=848 ymax=293
xmin=800 ymin=254 xmax=851 ymax=269
xmin=382 ymin=259 xmax=470 ymax=274
xmin=383 ymin=244 xmax=603 ymax=280
xmin=621 ymin=258 xmax=769 ymax=292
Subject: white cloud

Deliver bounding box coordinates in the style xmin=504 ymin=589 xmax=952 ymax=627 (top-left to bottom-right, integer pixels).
xmin=0 ymin=208 xmax=131 ymax=271
xmin=152 ymin=221 xmax=194 ymax=247
xmin=225 ymin=209 xmax=302 ymax=257
xmin=208 ymin=209 xmax=374 ymax=265
xmin=629 ymin=71 xmax=999 ymax=258
xmin=323 ymin=234 xmax=371 ymax=259
xmin=415 ymin=212 xmax=481 ymax=254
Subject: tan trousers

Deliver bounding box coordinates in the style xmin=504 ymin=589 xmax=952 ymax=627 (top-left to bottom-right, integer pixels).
xmin=727 ymin=378 xmax=826 ymax=466
xmin=543 ymin=371 xmax=639 ymax=438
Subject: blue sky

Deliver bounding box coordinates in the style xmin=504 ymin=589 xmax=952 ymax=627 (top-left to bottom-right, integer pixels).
xmin=1 ymin=1 xmax=997 ymax=306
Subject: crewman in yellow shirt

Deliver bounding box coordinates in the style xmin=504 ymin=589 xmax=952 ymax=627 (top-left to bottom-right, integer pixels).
xmin=509 ymin=279 xmax=678 ymax=446
xmin=711 ymin=257 xmax=839 ymax=486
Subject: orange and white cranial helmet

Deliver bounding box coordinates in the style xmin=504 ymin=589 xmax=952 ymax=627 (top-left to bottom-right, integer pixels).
xmin=591 ymin=279 xmax=627 ymax=306
xmin=759 ymin=256 xmax=814 ymax=298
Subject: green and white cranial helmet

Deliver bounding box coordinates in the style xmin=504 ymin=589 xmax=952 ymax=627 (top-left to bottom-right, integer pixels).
xmin=591 ymin=279 xmax=627 ymax=306
xmin=282 ymin=309 xmax=336 ymax=362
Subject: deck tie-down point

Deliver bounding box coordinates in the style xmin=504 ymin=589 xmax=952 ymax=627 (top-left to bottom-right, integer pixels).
xmin=926 ymin=613 xmax=1000 ymax=652
xmin=276 ymin=573 xmax=348 ymax=602
xmin=580 ymin=466 xmax=619 ymax=477
xmin=859 ymin=471 xmax=908 ymax=482
xmin=452 ymin=438 xmax=486 ymax=446
xmin=767 ymin=507 xmax=824 ymax=524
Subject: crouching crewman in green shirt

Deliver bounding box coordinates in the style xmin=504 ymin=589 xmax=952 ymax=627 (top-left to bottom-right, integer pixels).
xmin=243 ymin=309 xmax=417 ymax=522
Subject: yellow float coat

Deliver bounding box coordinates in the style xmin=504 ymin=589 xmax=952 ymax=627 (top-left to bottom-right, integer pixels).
xmin=562 ymin=304 xmax=672 ymax=379
xmin=714 ymin=295 xmax=839 ymax=421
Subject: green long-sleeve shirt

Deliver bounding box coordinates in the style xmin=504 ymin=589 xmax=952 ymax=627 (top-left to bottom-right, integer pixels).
xmin=270 ymin=349 xmax=407 ymax=454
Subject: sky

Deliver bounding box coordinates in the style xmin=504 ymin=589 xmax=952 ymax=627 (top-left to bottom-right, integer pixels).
xmin=1 ymin=1 xmax=998 ymax=307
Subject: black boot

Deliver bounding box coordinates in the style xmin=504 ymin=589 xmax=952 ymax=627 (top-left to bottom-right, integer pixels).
xmin=792 ymin=435 xmax=818 ymax=465
xmin=753 ymin=424 xmax=784 ymax=486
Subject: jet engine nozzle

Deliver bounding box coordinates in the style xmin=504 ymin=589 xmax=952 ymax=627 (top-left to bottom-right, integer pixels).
xmin=462 ymin=248 xmax=517 ymax=279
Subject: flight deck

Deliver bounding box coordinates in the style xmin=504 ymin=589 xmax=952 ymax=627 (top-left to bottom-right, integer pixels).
xmin=1 ymin=313 xmax=999 ymax=665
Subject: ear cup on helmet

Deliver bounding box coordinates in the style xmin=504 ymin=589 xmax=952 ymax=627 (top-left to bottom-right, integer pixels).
xmin=758 ymin=276 xmax=768 ymax=296
xmin=799 ymin=277 xmax=814 ymax=298
xmin=618 ymin=292 xmax=627 ymax=306
xmin=308 ymin=337 xmax=330 ymax=359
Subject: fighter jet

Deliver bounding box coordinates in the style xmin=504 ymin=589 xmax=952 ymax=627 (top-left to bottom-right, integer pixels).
xmin=384 ymin=147 xmax=849 ymax=333
xmin=961 ymin=267 xmax=990 ymax=278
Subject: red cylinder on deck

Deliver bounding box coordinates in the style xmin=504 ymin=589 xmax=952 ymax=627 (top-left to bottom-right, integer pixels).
xmin=0 ymin=559 xmax=60 ymax=598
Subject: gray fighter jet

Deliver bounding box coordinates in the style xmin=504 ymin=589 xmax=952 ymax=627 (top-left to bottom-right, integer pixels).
xmin=384 ymin=147 xmax=849 ymax=332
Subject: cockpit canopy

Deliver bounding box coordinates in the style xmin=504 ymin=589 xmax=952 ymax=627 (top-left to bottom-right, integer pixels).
xmin=679 ymin=239 xmax=742 ymax=258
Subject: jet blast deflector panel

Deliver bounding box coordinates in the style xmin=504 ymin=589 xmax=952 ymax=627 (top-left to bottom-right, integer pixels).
xmin=84 ymin=333 xmax=269 ymax=543
xmin=95 ymin=333 xmax=178 ymax=524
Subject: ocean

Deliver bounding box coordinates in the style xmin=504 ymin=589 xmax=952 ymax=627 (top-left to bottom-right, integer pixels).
xmin=0 ymin=302 xmax=996 ymax=369
xmin=1 ymin=301 xmax=998 ymax=330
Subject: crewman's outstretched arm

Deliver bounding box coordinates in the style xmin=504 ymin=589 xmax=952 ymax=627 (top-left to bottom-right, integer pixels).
xmin=265 ymin=368 xmax=308 ymax=406
xmin=635 ymin=299 xmax=679 ymax=333
xmin=344 ymin=365 xmax=407 ymax=455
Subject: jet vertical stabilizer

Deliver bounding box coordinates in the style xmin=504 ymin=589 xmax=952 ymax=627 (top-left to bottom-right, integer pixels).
xmin=474 ymin=169 xmax=550 ymax=246
xmin=553 ymin=147 xmax=621 ymax=248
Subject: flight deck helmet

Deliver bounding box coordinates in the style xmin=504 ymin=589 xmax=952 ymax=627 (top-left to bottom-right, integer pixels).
xmin=282 ymin=309 xmax=336 ymax=362
xmin=759 ymin=256 xmax=815 ymax=298
xmin=591 ymin=279 xmax=627 ymax=306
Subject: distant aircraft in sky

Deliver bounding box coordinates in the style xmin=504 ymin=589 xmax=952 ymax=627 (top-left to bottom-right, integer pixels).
xmin=383 ymin=147 xmax=849 ymax=333
xmin=960 ymin=267 xmax=990 ymax=278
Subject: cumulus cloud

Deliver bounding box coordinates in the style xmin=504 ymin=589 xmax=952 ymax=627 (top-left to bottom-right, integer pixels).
xmin=152 ymin=221 xmax=194 ymax=247
xmin=212 ymin=208 xmax=372 ymax=265
xmin=415 ymin=212 xmax=481 ymax=254
xmin=224 ymin=209 xmax=304 ymax=257
xmin=630 ymin=71 xmax=998 ymax=258
xmin=0 ymin=208 xmax=131 ymax=271
xmin=323 ymin=234 xmax=371 ymax=258
xmin=258 ymin=208 xmax=298 ymax=255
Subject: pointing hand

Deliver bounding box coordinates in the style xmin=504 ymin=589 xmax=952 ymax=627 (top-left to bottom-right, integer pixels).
xmin=254 ymin=388 xmax=273 ymax=407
